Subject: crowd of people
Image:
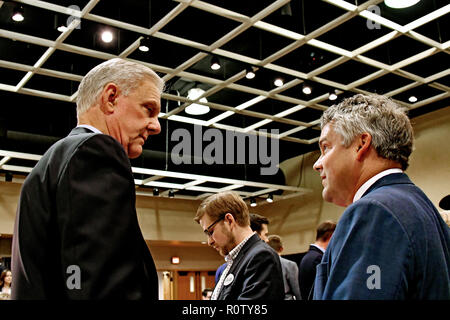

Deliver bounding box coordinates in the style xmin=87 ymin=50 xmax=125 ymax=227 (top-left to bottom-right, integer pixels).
xmin=4 ymin=58 xmax=449 ymax=300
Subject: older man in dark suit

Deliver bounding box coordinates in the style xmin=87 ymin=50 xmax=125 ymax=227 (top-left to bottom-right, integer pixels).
xmin=195 ymin=191 xmax=284 ymax=300
xmin=12 ymin=58 xmax=163 ymax=299
xmin=312 ymin=94 xmax=450 ymax=299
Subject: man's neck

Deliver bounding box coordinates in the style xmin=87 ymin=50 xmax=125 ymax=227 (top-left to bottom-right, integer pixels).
xmin=77 ymin=106 xmax=109 ymax=135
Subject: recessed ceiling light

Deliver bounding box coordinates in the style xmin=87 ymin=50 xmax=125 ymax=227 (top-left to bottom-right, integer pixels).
xmin=384 ymin=0 xmax=421 ymax=9
xmin=329 ymin=92 xmax=337 ymax=100
xmin=274 ymin=78 xmax=284 ymax=87
xmin=139 ymin=37 xmax=150 ymax=52
xmin=185 ymin=88 xmax=210 ymax=115
xmin=101 ymin=30 xmax=113 ymax=43
xmin=245 ymin=69 xmax=255 ymax=79
xmin=408 ymin=96 xmax=418 ymax=103
xmin=210 ymin=56 xmax=221 ymax=70
xmin=12 ymin=6 xmax=25 ymax=22
xmin=302 ymin=84 xmax=312 ymax=95
xmin=57 ymin=25 xmax=68 ymax=33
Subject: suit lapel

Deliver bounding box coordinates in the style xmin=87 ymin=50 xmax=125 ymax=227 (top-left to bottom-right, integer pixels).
xmin=217 ymin=233 xmax=261 ymax=299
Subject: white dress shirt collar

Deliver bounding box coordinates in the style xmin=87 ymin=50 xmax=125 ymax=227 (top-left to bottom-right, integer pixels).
xmin=76 ymin=124 xmax=102 ymax=134
xmin=353 ymin=168 xmax=403 ymax=203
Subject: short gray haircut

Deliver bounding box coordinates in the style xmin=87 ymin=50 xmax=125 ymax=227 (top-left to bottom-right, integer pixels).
xmin=321 ymin=94 xmax=414 ymax=170
xmin=76 ymin=58 xmax=164 ymax=116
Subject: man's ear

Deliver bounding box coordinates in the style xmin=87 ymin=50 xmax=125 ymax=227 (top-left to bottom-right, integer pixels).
xmin=224 ymin=213 xmax=235 ymax=226
xmin=100 ymin=83 xmax=119 ymax=114
xmin=356 ymin=132 xmax=372 ymax=161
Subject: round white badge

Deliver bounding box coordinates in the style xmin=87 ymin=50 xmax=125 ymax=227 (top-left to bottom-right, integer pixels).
xmin=224 ymin=273 xmax=234 ymax=286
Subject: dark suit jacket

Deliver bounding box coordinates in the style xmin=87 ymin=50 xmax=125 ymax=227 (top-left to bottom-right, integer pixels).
xmin=11 ymin=127 xmax=158 ymax=299
xmin=314 ymin=173 xmax=450 ymax=299
xmin=217 ymin=234 xmax=284 ymax=300
xmin=298 ymin=245 xmax=323 ymax=300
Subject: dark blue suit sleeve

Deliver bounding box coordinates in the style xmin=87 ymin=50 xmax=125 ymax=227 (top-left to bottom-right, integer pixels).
xmin=314 ymin=200 xmax=413 ymax=299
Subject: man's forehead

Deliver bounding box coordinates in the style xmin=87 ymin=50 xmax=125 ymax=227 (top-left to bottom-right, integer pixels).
xmin=319 ymin=123 xmax=332 ymax=144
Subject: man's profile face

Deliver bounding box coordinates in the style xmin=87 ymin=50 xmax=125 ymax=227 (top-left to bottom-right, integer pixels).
xmin=200 ymin=214 xmax=235 ymax=257
xmin=107 ymin=79 xmax=161 ymax=159
xmin=258 ymin=223 xmax=269 ymax=242
xmin=313 ymin=123 xmax=360 ymax=207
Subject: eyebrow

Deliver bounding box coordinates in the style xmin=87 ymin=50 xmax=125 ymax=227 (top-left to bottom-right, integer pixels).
xmin=318 ymin=138 xmax=327 ymax=148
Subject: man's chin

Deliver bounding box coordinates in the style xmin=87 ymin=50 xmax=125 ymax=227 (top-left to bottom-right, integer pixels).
xmin=128 ymin=145 xmax=143 ymax=159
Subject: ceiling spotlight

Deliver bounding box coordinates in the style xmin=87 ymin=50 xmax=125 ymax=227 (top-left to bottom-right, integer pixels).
xmin=185 ymin=87 xmax=210 ymax=115
xmin=245 ymin=68 xmax=256 ymax=79
xmin=101 ymin=30 xmax=113 ymax=43
xmin=302 ymin=84 xmax=312 ymax=95
xmin=210 ymin=56 xmax=221 ymax=70
xmin=329 ymin=92 xmax=338 ymax=101
xmin=266 ymin=194 xmax=273 ymax=203
xmin=57 ymin=25 xmax=68 ymax=33
xmin=274 ymin=78 xmax=284 ymax=87
xmin=153 ymin=188 xmax=159 ymax=196
xmin=250 ymin=198 xmax=257 ymax=207
xmin=168 ymin=189 xmax=175 ymax=198
xmin=408 ymin=96 xmax=418 ymax=103
xmin=12 ymin=6 xmax=25 ymax=22
xmin=384 ymin=0 xmax=421 ymax=9
xmin=139 ymin=37 xmax=150 ymax=52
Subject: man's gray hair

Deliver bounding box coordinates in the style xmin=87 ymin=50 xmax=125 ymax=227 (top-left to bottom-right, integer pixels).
xmin=76 ymin=58 xmax=164 ymax=116
xmin=321 ymin=94 xmax=414 ymax=170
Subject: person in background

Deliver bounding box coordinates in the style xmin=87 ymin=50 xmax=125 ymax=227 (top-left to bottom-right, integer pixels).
xmin=298 ymin=220 xmax=336 ymax=300
xmin=215 ymin=213 xmax=270 ymax=283
xmin=195 ymin=191 xmax=284 ymax=300
xmin=0 ymin=269 xmax=12 ymax=300
xmin=201 ymin=288 xmax=213 ymax=300
xmin=12 ymin=58 xmax=163 ymax=299
xmin=267 ymin=235 xmax=301 ymax=300
xmin=312 ymin=93 xmax=450 ymax=299
xmin=250 ymin=213 xmax=270 ymax=242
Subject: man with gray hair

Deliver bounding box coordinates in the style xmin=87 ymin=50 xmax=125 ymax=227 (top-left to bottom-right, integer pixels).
xmin=12 ymin=58 xmax=163 ymax=299
xmin=312 ymin=94 xmax=450 ymax=299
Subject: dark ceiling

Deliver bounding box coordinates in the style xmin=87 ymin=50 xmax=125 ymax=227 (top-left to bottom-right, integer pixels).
xmin=0 ymin=0 xmax=449 ymax=201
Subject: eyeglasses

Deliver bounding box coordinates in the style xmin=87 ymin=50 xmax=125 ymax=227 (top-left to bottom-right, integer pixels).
xmin=203 ymin=214 xmax=226 ymax=237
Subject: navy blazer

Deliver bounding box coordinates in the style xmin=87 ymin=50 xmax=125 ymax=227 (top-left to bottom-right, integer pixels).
xmin=314 ymin=173 xmax=450 ymax=299
xmin=298 ymin=245 xmax=323 ymax=300
xmin=217 ymin=233 xmax=285 ymax=300
xmin=12 ymin=127 xmax=158 ymax=299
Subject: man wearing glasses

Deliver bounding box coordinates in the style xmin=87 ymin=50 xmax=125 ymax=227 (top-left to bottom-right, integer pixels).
xmin=194 ymin=191 xmax=284 ymax=300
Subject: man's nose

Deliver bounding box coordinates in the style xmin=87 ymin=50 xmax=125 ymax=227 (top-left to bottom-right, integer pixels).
xmin=148 ymin=118 xmax=161 ymax=135
xmin=313 ymin=156 xmax=322 ymax=172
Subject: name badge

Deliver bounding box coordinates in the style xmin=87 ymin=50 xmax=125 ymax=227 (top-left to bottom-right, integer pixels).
xmin=224 ymin=274 xmax=234 ymax=286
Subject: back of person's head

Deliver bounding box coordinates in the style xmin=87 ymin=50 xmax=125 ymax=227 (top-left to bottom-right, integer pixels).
xmin=194 ymin=191 xmax=250 ymax=227
xmin=267 ymin=235 xmax=283 ymax=253
xmin=316 ymin=220 xmax=337 ymax=242
xmin=202 ymin=288 xmax=213 ymax=299
xmin=76 ymin=58 xmax=164 ymax=116
xmin=320 ymin=93 xmax=413 ymax=170
xmin=250 ymin=213 xmax=269 ymax=233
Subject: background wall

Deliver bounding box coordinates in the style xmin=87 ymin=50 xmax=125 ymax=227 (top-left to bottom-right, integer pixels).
xmin=1 ymin=105 xmax=449 ymax=264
